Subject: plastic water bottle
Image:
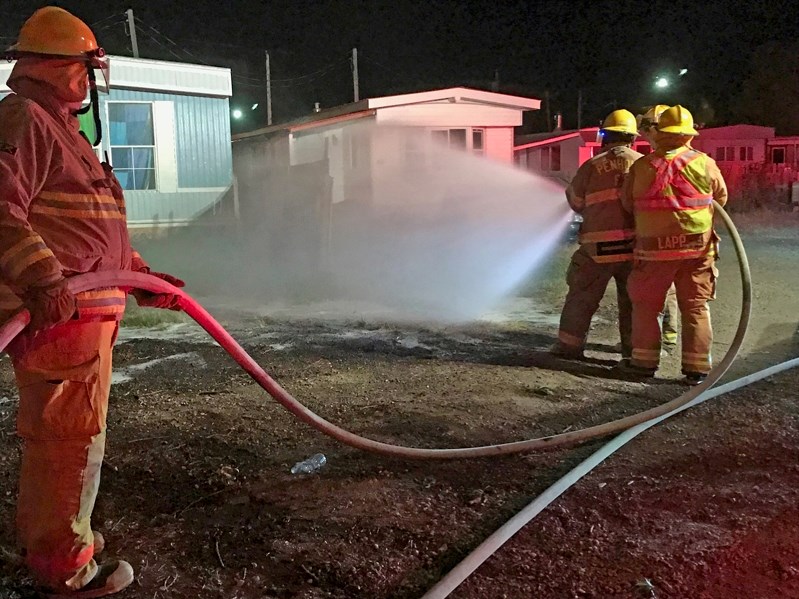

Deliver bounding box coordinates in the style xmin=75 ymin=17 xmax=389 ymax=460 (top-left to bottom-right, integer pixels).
xmin=290 ymin=453 xmax=327 ymax=475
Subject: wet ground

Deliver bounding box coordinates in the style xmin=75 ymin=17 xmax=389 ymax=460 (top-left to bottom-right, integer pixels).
xmin=0 ymin=221 xmax=797 ymax=598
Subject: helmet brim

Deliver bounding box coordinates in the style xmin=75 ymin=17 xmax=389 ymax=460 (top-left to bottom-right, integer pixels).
xmin=658 ymin=125 xmax=698 ymax=136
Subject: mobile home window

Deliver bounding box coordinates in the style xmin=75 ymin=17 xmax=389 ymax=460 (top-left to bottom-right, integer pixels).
xmin=715 ymin=147 xmax=725 ymax=161
xmin=431 ymin=128 xmax=468 ymax=150
xmin=739 ymin=146 xmax=754 ymax=161
xmin=772 ymin=147 xmax=785 ymax=164
xmin=108 ymin=103 xmax=156 ymax=190
xmin=472 ymin=129 xmax=485 ymax=155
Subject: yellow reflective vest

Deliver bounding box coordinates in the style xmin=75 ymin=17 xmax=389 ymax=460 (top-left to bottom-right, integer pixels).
xmin=622 ymin=146 xmax=728 ymax=261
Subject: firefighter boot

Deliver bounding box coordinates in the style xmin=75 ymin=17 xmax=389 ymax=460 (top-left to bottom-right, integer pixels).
xmin=48 ymin=560 xmax=134 ymax=598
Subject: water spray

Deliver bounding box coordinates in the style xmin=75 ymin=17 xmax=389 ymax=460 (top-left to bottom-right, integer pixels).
xmin=0 ymin=202 xmax=751 ymax=459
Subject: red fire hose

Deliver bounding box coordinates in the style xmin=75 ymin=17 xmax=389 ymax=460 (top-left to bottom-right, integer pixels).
xmin=0 ymin=202 xmax=749 ymax=459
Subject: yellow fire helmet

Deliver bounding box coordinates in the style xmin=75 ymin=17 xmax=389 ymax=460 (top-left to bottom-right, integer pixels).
xmin=600 ymin=109 xmax=638 ymax=136
xmin=657 ymin=105 xmax=699 ymax=136
xmin=637 ymin=104 xmax=670 ymax=131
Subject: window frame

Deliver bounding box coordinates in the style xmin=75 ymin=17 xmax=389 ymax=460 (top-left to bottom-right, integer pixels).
xmin=105 ymin=100 xmax=159 ymax=191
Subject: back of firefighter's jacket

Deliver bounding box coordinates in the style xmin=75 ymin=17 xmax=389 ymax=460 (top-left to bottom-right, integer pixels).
xmin=566 ymin=145 xmax=641 ymax=263
xmin=623 ymin=146 xmax=728 ymax=261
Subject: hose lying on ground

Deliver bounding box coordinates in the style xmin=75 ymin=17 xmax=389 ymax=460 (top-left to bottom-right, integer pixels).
xmin=420 ymin=355 xmax=799 ymax=599
xmin=0 ymin=202 xmax=749 ymax=459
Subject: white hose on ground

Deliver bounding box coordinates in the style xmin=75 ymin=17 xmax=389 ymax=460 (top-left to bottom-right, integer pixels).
xmin=0 ymin=203 xmax=749 ymax=458
xmin=420 ymin=356 xmax=799 ymax=599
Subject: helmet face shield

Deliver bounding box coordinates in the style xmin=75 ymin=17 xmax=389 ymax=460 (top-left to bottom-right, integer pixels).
xmin=88 ymin=50 xmax=109 ymax=93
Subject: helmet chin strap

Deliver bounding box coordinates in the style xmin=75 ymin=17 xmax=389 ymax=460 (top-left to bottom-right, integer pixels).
xmin=74 ymin=65 xmax=101 ymax=146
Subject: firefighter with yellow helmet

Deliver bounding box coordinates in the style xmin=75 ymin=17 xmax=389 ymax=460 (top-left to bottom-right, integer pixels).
xmin=622 ymin=105 xmax=728 ymax=384
xmin=0 ymin=7 xmax=183 ymax=596
xmin=638 ymin=104 xmax=680 ymax=350
xmin=551 ymin=109 xmax=642 ymax=361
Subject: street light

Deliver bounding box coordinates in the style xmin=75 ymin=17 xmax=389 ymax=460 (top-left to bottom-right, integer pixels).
xmin=232 ymin=108 xmax=243 ymax=119
xmin=655 ymin=77 xmax=669 ymax=89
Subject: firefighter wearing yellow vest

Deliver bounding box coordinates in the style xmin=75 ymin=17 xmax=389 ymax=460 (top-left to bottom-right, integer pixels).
xmin=551 ymin=109 xmax=642 ymax=360
xmin=637 ymin=105 xmax=679 ymax=349
xmin=622 ymin=105 xmax=728 ymax=384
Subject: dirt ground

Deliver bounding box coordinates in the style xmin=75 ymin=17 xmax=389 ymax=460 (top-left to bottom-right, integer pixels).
xmin=0 ymin=219 xmax=797 ymax=598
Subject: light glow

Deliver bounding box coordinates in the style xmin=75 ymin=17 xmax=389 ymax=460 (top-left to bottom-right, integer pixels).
xmin=655 ymin=77 xmax=669 ymax=89
xmin=232 ymin=108 xmax=243 ymax=119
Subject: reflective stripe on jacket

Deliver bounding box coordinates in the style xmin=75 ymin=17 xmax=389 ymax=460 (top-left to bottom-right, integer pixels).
xmin=0 ymin=75 xmax=146 ymax=326
xmin=566 ymin=145 xmax=641 ymax=263
xmin=623 ymin=146 xmax=728 ymax=261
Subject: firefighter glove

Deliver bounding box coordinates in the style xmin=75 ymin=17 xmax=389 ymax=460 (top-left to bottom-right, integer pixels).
xmin=132 ymin=271 xmax=185 ymax=311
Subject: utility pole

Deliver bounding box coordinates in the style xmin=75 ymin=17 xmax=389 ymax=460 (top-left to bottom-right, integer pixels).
xmin=577 ymin=88 xmax=583 ymax=130
xmin=265 ymin=50 xmax=273 ymax=125
xmin=351 ymin=47 xmax=359 ymax=102
xmin=126 ymin=8 xmax=139 ymax=58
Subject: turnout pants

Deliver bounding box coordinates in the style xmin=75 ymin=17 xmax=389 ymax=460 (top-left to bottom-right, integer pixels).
xmin=557 ymin=247 xmax=633 ymax=357
xmin=628 ymin=255 xmax=717 ymax=374
xmin=11 ymin=321 xmax=117 ymax=592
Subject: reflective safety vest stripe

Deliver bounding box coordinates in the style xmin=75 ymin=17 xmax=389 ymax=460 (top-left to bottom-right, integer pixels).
xmin=584 ymin=188 xmax=621 ymax=206
xmin=634 ymin=149 xmax=715 ymax=261
xmin=579 ymin=228 xmax=635 ymax=244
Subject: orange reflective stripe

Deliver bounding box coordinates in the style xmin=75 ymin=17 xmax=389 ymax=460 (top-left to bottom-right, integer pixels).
xmin=635 ymin=248 xmax=706 ymax=260
xmin=79 ymin=289 xmax=126 ymax=300
xmin=38 ymin=191 xmax=118 ymax=206
xmin=584 ymin=188 xmax=621 ymax=206
xmin=30 ymin=205 xmax=125 ymax=220
xmin=592 ymin=253 xmax=632 ymax=263
xmin=579 ymin=228 xmax=635 ymax=243
xmin=632 ymin=348 xmax=660 ymax=368
xmin=7 ymin=248 xmax=56 ymax=280
xmin=558 ymin=330 xmax=584 ymax=347
xmin=0 ymin=236 xmax=45 ymax=270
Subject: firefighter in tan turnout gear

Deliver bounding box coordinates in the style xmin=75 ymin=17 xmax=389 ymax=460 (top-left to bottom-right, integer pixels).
xmin=638 ymin=105 xmax=679 ymax=350
xmin=551 ymin=109 xmax=642 ymax=361
xmin=622 ymin=105 xmax=728 ymax=385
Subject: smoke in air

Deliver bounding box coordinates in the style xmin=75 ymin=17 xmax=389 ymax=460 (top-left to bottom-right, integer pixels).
xmin=153 ymin=123 xmax=572 ymax=323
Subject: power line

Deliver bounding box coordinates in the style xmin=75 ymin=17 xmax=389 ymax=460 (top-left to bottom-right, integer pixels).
xmin=124 ymin=14 xmax=351 ymax=93
xmin=91 ymin=13 xmax=125 ymax=28
xmin=132 ymin=23 xmax=186 ymax=62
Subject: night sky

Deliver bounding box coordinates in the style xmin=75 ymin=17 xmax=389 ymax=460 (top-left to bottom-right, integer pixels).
xmin=4 ymin=0 xmax=798 ymax=134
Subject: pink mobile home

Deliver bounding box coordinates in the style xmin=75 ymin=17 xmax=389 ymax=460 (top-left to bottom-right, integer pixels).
xmin=513 ymin=128 xmax=652 ymax=183
xmin=234 ymin=86 xmax=540 ymax=203
xmin=232 ymin=87 xmax=541 ymax=269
